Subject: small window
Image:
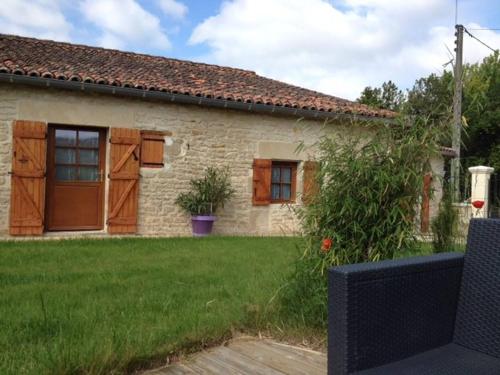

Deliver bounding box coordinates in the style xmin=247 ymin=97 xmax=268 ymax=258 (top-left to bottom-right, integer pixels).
xmin=270 ymin=161 xmax=297 ymax=203
xmin=54 ymin=128 xmax=100 ymax=181
xmin=141 ymin=131 xmax=165 ymax=168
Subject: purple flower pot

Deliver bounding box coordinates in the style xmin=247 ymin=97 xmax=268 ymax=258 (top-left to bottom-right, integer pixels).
xmin=191 ymin=215 xmax=216 ymax=237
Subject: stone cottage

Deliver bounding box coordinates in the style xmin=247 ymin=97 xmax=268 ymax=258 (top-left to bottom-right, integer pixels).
xmin=0 ymin=34 xmax=441 ymax=238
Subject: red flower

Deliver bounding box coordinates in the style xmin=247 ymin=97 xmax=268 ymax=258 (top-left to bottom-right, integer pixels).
xmin=472 ymin=200 xmax=485 ymax=209
xmin=321 ymin=238 xmax=333 ymax=253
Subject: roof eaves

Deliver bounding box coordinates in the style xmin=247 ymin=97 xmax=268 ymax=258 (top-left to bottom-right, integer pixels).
xmin=0 ymin=73 xmax=395 ymax=124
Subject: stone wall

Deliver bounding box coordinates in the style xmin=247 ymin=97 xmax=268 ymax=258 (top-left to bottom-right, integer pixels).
xmin=0 ymin=83 xmax=443 ymax=238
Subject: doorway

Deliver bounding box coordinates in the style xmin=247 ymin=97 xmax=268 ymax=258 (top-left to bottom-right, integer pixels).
xmin=45 ymin=125 xmax=106 ymax=231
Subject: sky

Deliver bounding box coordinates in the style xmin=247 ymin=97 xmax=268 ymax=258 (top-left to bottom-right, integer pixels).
xmin=1 ymin=0 xmax=499 ymax=100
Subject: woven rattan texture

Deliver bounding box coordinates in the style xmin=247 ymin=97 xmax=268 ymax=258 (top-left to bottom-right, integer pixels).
xmin=357 ymin=343 xmax=500 ymax=374
xmin=453 ymin=218 xmax=500 ymax=358
xmin=328 ymin=253 xmax=464 ymax=374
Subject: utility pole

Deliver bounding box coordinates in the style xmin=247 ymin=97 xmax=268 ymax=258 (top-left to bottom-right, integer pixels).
xmin=451 ymin=24 xmax=464 ymax=201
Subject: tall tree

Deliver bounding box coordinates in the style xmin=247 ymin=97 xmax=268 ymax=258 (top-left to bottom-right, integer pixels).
xmin=462 ymin=52 xmax=500 ymax=171
xmin=380 ymin=80 xmax=405 ymax=111
xmin=358 ymin=86 xmax=383 ymax=108
xmin=357 ymin=80 xmax=404 ymax=111
xmin=404 ymin=71 xmax=454 ymax=124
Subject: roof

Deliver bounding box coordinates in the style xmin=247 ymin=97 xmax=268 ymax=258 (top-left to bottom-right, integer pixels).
xmin=0 ymin=34 xmax=394 ymax=119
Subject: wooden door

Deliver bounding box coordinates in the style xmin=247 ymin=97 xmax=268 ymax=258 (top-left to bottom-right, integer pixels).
xmin=107 ymin=128 xmax=140 ymax=234
xmin=45 ymin=126 xmax=106 ymax=231
xmin=9 ymin=120 xmax=47 ymax=236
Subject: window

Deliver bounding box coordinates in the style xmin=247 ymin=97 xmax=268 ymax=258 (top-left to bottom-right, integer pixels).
xmin=54 ymin=128 xmax=101 ymax=181
xmin=252 ymin=159 xmax=298 ymax=205
xmin=270 ymin=161 xmax=297 ymax=203
xmin=141 ymin=131 xmax=165 ymax=168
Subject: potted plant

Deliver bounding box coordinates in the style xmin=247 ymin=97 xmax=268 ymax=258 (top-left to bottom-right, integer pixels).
xmin=175 ymin=166 xmax=235 ymax=236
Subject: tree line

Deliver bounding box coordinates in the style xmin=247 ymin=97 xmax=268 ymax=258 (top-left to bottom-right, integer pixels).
xmin=357 ymin=52 xmax=500 ymax=173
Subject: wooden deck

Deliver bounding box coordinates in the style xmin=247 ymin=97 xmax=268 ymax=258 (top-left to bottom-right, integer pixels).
xmin=144 ymin=337 xmax=327 ymax=374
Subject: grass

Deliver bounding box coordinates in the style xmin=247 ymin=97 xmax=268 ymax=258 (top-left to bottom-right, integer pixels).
xmin=0 ymin=237 xmax=300 ymax=375
xmin=0 ymin=236 xmax=457 ymax=375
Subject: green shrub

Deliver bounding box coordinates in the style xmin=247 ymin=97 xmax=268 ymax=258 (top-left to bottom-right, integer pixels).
xmin=431 ymin=183 xmax=458 ymax=252
xmin=175 ymin=166 xmax=235 ymax=215
xmin=280 ymin=117 xmax=444 ymax=327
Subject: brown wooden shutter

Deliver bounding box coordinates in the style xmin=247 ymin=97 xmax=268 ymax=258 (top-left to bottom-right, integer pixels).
xmin=302 ymin=161 xmax=319 ymax=205
xmin=9 ymin=120 xmax=47 ymax=235
xmin=107 ymin=128 xmax=141 ymax=234
xmin=141 ymin=131 xmax=165 ymax=168
xmin=421 ymin=173 xmax=433 ymax=233
xmin=252 ymin=159 xmax=271 ymax=206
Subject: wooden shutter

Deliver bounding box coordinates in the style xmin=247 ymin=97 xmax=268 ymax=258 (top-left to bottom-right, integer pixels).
xmin=421 ymin=173 xmax=433 ymax=233
xmin=141 ymin=131 xmax=165 ymax=168
xmin=9 ymin=120 xmax=47 ymax=235
xmin=302 ymin=161 xmax=319 ymax=205
xmin=252 ymin=159 xmax=271 ymax=206
xmin=108 ymin=128 xmax=141 ymax=234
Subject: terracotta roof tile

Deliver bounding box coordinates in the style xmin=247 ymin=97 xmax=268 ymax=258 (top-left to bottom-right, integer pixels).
xmin=0 ymin=34 xmax=395 ymax=118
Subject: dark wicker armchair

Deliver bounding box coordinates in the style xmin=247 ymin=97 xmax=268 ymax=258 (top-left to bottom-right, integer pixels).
xmin=328 ymin=218 xmax=500 ymax=374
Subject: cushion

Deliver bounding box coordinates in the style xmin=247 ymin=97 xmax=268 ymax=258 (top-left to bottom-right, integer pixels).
xmin=357 ymin=343 xmax=500 ymax=375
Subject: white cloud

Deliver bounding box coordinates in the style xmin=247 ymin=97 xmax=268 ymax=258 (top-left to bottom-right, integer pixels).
xmin=79 ymin=0 xmax=170 ymax=50
xmin=0 ymin=0 xmax=71 ymax=41
xmin=158 ymin=0 xmax=188 ymax=20
xmin=189 ymin=0 xmax=500 ymax=100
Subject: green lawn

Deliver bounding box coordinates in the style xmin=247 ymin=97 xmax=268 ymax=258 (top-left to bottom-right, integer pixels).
xmin=0 ymin=237 xmax=300 ymax=375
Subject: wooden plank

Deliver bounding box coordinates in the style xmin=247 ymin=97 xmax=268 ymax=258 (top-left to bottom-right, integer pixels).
xmin=107 ymin=217 xmax=136 ymax=225
xmin=205 ymin=346 xmax=285 ymax=374
xmin=112 ymin=143 xmax=137 ymax=174
xmin=149 ymin=339 xmax=326 ymax=375
xmin=108 ymin=180 xmax=136 ymax=220
xmin=187 ymin=352 xmax=239 ymax=373
xmin=9 ymin=120 xmax=47 ymax=236
xmin=261 ymin=340 xmax=327 ymax=369
xmin=108 ymin=172 xmax=139 ymax=180
xmin=15 ymin=137 xmax=44 ymax=171
xmin=252 ymin=159 xmax=272 ymax=205
xmin=14 ymin=177 xmax=43 ymax=221
xmin=143 ymin=363 xmax=196 ymax=374
xmin=11 ymin=170 xmax=45 ymax=178
xmin=108 ymin=128 xmax=140 ymax=234
xmin=110 ymin=136 xmax=140 ymax=145
xmin=229 ymin=340 xmax=325 ymax=375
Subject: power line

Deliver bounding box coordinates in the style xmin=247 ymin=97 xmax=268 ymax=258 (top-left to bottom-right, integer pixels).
xmin=467 ymin=28 xmax=500 ymax=31
xmin=464 ymin=27 xmax=498 ymax=53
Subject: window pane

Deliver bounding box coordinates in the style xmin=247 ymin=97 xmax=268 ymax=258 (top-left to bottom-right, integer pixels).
xmin=79 ymin=149 xmax=98 ymax=165
xmin=272 ymin=167 xmax=280 ymax=183
xmin=271 ymin=183 xmax=281 ymax=200
xmin=282 ymin=167 xmax=292 ymax=183
xmin=282 ymin=184 xmax=291 ymax=200
xmin=55 ymin=129 xmax=76 ymax=146
xmin=55 ymin=148 xmax=76 ymax=164
xmin=79 ymin=167 xmax=99 ymax=181
xmin=56 ymin=166 xmax=77 ymax=181
xmin=78 ymin=131 xmax=99 ymax=147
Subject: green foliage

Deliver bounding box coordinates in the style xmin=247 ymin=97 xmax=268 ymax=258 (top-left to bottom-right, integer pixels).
xmin=175 ymin=166 xmax=235 ymax=215
xmin=357 ymin=80 xmax=404 ymax=111
xmin=0 ymin=236 xmax=299 ymax=375
xmin=431 ymin=183 xmax=459 ymax=253
xmin=404 ymin=71 xmax=454 ymax=125
xmin=281 ymin=117 xmax=443 ymax=327
xmin=358 ymin=51 xmax=500 ymax=198
xmin=358 ymin=86 xmax=383 ymax=107
xmin=462 ymin=52 xmax=500 ymax=170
